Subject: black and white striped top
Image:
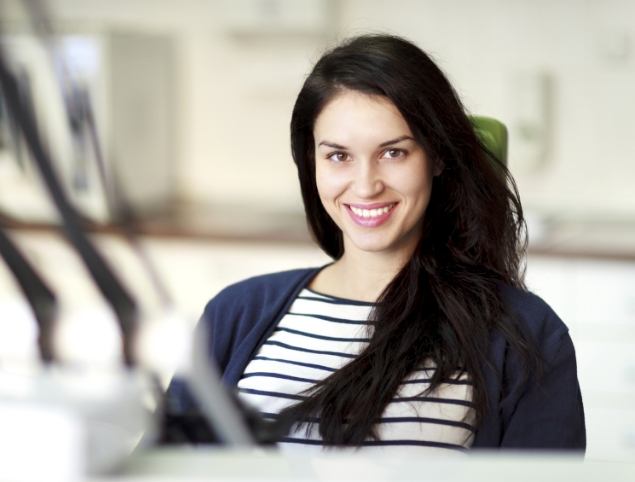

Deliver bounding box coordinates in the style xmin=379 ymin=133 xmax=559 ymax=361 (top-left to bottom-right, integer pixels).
xmin=237 ymin=288 xmax=475 ymax=452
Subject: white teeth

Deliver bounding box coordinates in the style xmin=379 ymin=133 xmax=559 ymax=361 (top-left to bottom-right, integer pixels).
xmin=350 ymin=205 xmax=393 ymax=218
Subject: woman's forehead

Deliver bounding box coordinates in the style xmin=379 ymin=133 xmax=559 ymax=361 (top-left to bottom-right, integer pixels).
xmin=314 ymin=90 xmax=413 ymax=147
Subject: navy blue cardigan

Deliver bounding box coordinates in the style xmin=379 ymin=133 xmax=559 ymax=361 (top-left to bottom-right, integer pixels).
xmin=193 ymin=267 xmax=586 ymax=450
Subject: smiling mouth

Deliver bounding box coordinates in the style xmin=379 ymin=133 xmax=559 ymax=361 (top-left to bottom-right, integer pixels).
xmin=349 ymin=204 xmax=395 ymax=218
xmin=345 ymin=203 xmax=397 ymax=226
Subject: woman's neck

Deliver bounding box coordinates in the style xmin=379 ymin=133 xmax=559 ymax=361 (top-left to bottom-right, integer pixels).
xmin=312 ymin=250 xmax=409 ymax=302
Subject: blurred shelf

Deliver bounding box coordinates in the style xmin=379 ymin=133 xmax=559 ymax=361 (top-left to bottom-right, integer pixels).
xmin=4 ymin=204 xmax=635 ymax=260
xmin=0 ymin=203 xmax=313 ymax=245
xmin=528 ymin=217 xmax=635 ymax=261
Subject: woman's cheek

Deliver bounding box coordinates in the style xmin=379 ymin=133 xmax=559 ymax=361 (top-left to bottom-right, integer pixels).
xmin=316 ymin=167 xmax=349 ymax=201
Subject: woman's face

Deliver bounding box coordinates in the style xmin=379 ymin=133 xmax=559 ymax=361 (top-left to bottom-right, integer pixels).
xmin=313 ymin=89 xmax=437 ymax=260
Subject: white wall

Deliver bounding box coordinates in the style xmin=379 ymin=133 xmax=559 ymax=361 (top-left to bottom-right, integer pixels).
xmin=337 ymin=0 xmax=635 ymax=220
xmin=3 ymin=0 xmax=634 ymax=221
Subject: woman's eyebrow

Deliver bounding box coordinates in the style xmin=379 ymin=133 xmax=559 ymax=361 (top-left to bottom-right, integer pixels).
xmin=317 ymin=135 xmax=415 ymax=149
xmin=317 ymin=140 xmax=348 ymax=149
xmin=378 ymin=135 xmax=415 ymax=147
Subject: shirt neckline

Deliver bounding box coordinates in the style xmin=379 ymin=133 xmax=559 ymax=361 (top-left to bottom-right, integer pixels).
xmin=301 ymin=287 xmax=376 ymax=307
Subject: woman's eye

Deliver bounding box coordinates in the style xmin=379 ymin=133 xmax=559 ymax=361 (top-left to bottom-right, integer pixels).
xmin=328 ymin=152 xmax=349 ymax=162
xmin=382 ymin=148 xmax=405 ymax=159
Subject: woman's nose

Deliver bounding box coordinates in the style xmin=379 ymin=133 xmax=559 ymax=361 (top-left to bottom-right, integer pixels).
xmin=352 ymin=160 xmax=384 ymax=198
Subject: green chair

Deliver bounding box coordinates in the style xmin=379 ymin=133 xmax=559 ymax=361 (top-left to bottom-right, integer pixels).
xmin=470 ymin=116 xmax=508 ymax=166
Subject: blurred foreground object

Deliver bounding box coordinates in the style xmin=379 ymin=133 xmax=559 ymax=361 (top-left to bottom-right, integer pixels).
xmin=0 ymin=1 xmax=258 ymax=478
xmin=0 ymin=367 xmax=153 ymax=481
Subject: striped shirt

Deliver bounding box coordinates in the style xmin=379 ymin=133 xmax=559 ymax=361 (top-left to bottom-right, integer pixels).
xmin=237 ymin=288 xmax=475 ymax=452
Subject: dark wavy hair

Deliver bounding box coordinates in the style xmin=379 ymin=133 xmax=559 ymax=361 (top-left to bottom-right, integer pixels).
xmin=284 ymin=34 xmax=538 ymax=445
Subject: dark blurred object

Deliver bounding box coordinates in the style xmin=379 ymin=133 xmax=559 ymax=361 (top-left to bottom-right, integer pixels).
xmin=0 ymin=67 xmax=33 ymax=170
xmin=0 ymin=38 xmax=139 ymax=366
xmin=2 ymin=0 xmax=285 ymax=451
xmin=159 ymin=378 xmax=291 ymax=445
xmin=0 ymin=225 xmax=57 ymax=362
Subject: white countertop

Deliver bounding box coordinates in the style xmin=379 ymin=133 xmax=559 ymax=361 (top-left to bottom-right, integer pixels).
xmin=109 ymin=447 xmax=634 ymax=482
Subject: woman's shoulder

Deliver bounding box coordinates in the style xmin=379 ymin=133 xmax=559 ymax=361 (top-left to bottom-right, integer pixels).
xmin=204 ymin=266 xmax=321 ymax=314
xmin=497 ymin=283 xmax=570 ymax=344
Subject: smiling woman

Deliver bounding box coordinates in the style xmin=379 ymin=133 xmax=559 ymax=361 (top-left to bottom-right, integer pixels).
xmin=179 ymin=34 xmax=585 ymax=452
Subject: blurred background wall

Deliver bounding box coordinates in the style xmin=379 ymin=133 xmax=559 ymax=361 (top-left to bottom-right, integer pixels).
xmin=1 ymin=0 xmax=634 ymax=464
xmin=1 ymin=0 xmax=634 ymax=222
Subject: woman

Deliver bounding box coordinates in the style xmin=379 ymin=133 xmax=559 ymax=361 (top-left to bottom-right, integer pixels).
xmin=197 ymin=34 xmax=585 ymax=451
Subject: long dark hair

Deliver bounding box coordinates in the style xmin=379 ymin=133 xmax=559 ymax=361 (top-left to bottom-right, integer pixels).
xmin=285 ymin=34 xmax=537 ymax=445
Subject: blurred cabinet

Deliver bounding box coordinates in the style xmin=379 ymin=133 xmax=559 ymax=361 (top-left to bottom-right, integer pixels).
xmin=0 ymin=32 xmax=177 ymax=221
xmin=106 ymin=32 xmax=177 ymax=215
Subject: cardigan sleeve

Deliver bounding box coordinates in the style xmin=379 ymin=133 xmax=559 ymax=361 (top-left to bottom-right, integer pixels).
xmin=499 ymin=324 xmax=586 ymax=450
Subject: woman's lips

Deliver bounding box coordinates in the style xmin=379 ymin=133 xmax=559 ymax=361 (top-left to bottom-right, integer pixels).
xmin=345 ymin=202 xmax=397 ymax=227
